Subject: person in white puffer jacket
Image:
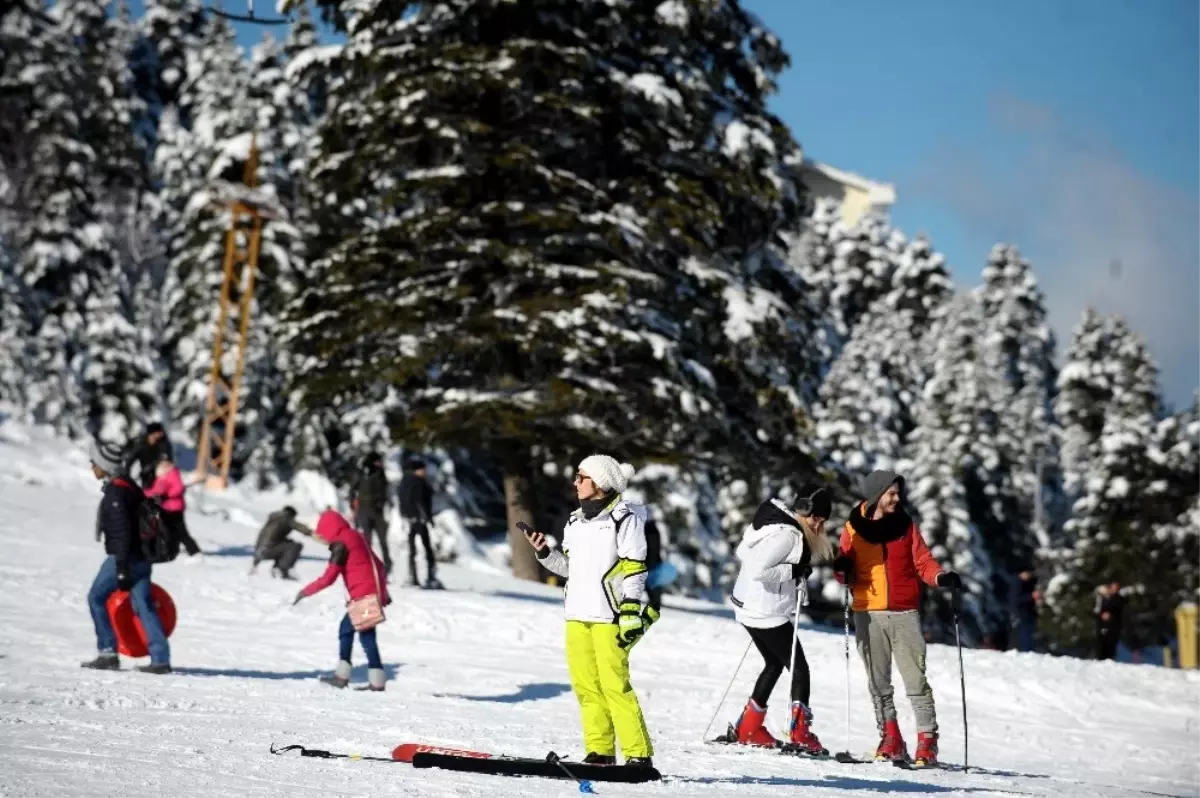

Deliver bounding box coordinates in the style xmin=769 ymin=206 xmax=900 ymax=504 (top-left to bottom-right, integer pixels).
xmin=723 ymin=484 xmax=835 ymax=754
xmin=523 ymin=454 xmax=657 ymax=769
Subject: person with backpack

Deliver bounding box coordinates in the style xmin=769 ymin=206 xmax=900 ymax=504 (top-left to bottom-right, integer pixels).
xmin=81 ymin=440 xmax=171 ymax=674
xmin=724 ymin=484 xmax=836 ymax=754
xmin=523 ymin=454 xmax=657 ymax=769
xmin=351 ymin=452 xmax=393 ymax=577
xmin=125 ymin=422 xmax=173 ymax=490
xmin=293 ymin=509 xmax=391 ymax=692
xmin=144 ymin=454 xmax=201 ymax=559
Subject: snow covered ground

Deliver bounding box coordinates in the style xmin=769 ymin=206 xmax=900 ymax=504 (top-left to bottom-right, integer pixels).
xmin=1 ymin=421 xmax=1197 ymax=798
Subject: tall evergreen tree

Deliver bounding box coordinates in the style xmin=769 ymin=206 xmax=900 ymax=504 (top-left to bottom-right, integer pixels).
xmin=902 ymin=293 xmax=1009 ymax=644
xmin=0 ymin=239 xmax=31 ymax=414
xmin=289 ymin=0 xmax=810 ymax=579
xmin=976 ymin=243 xmax=1063 ymax=571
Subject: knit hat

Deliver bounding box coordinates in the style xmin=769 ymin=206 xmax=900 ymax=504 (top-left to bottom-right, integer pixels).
xmin=860 ymin=469 xmax=904 ymax=509
xmin=89 ymin=439 xmax=127 ymax=476
xmin=577 ymin=454 xmax=636 ymax=494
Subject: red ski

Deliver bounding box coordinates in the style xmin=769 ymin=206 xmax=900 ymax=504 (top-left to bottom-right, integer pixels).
xmin=392 ymin=743 xmax=492 ymax=763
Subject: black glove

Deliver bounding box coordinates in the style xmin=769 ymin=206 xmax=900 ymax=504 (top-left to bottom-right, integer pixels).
xmin=791 ymin=562 xmax=812 ymax=582
xmin=831 ymin=554 xmax=855 ymax=584
xmin=329 ymin=541 xmax=348 ymax=566
xmin=116 ymin=565 xmax=133 ymax=592
xmin=938 ymin=571 xmax=963 ymax=591
xmin=292 ymin=590 xmax=306 ymax=606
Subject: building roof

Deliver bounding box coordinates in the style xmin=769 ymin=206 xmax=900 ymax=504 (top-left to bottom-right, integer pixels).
xmin=800 ymin=159 xmax=897 ymax=207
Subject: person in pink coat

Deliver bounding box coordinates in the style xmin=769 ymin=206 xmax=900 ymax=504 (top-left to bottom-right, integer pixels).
xmin=144 ymin=455 xmax=201 ymax=558
xmin=293 ymin=509 xmax=391 ymax=691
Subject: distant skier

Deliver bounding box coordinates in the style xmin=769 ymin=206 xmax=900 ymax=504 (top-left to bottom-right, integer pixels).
xmin=81 ymin=440 xmax=172 ymax=674
xmin=398 ymin=457 xmax=438 ymax=588
xmin=125 ymin=422 xmax=173 ymax=490
xmin=1094 ymin=581 xmax=1124 ymax=660
xmin=144 ymin=453 xmax=202 ymax=559
xmin=351 ymin=452 xmax=393 ymax=577
xmin=523 ymin=454 xmax=657 ymax=769
xmin=293 ymin=509 xmax=391 ymax=692
xmin=724 ymin=484 xmax=836 ymax=754
xmin=833 ymin=470 xmax=962 ymax=767
xmin=251 ymin=507 xmax=313 ymax=580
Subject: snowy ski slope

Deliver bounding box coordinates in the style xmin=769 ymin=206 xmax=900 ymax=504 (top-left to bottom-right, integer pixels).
xmin=0 ymin=421 xmax=1197 ymax=798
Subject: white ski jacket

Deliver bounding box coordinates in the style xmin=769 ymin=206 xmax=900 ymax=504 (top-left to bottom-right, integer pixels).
xmin=731 ymin=499 xmax=810 ymax=629
xmin=537 ymin=498 xmax=649 ymax=623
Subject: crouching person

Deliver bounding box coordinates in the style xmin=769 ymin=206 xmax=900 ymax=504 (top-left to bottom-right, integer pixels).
xmin=82 ymin=440 xmax=171 ymax=674
xmin=293 ymin=510 xmax=390 ymax=692
xmin=251 ymin=506 xmax=312 ymax=579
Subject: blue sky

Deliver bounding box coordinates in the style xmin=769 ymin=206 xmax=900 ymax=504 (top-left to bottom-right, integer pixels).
xmin=215 ymin=0 xmax=1198 ymax=406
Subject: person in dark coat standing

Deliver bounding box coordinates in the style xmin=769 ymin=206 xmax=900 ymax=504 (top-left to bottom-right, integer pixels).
xmin=352 ymin=452 xmax=393 ymax=577
xmin=82 ymin=440 xmax=171 ymax=673
xmin=398 ymin=457 xmax=437 ymax=587
xmin=644 ymin=507 xmax=663 ymax=613
xmin=1095 ymin=581 xmax=1124 ymax=660
xmin=251 ymin=507 xmax=313 ymax=579
xmin=1010 ymin=569 xmax=1040 ymax=652
xmin=125 ymin=422 xmax=173 ymax=490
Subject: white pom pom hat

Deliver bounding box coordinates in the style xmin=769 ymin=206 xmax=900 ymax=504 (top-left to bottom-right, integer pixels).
xmin=578 ymin=454 xmax=636 ymax=494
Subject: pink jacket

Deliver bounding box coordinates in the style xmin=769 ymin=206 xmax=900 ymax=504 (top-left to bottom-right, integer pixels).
xmin=145 ymin=466 xmax=186 ymax=513
xmin=300 ymin=510 xmax=390 ymax=605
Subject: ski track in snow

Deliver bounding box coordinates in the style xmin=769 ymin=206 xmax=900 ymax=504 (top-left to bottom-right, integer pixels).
xmin=0 ymin=424 xmax=1198 ymax=797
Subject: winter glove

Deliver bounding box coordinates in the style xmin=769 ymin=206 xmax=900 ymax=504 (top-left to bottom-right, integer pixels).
xmin=116 ymin=565 xmax=133 ymax=592
xmin=642 ymin=605 xmax=660 ymax=629
xmin=831 ymin=554 xmax=856 ymax=584
xmin=791 ymin=562 xmax=812 ymax=582
xmin=616 ymin=600 xmax=647 ymax=649
xmin=937 ymin=571 xmax=963 ymax=591
xmin=328 ymin=541 xmax=348 ymax=567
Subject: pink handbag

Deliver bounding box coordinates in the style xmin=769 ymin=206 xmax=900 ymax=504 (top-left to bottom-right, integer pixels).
xmin=347 ymin=552 xmax=386 ymax=632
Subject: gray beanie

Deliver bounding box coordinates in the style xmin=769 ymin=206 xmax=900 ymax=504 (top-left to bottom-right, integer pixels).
xmin=860 ymin=469 xmax=903 ymax=509
xmin=89 ymin=439 xmax=127 ymax=476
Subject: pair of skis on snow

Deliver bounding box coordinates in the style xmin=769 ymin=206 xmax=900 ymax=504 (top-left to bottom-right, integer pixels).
xmin=270 ymin=742 xmax=662 ymax=785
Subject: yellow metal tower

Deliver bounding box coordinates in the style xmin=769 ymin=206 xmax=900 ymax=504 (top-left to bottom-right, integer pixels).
xmin=193 ymin=134 xmax=267 ymax=491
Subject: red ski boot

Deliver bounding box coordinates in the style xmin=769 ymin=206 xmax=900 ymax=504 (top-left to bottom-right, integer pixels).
xmin=913 ymin=732 xmax=938 ymax=766
xmin=874 ymin=719 xmax=907 ymax=761
xmin=733 ymin=700 xmax=778 ymax=747
xmin=784 ymin=701 xmax=827 ymax=755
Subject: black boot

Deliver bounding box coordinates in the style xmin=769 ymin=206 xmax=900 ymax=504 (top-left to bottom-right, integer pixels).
xmin=625 ymin=757 xmax=654 ymax=768
xmin=136 ymin=663 xmax=172 ymax=675
xmin=582 ymin=753 xmax=616 ymax=765
xmin=81 ymin=652 xmax=120 ymax=670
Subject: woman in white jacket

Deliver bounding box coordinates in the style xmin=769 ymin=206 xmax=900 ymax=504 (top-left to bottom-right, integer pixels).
xmin=725 ymin=484 xmax=834 ymax=753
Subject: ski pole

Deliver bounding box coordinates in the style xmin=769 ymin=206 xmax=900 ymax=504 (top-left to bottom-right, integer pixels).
xmin=547 ymin=752 xmax=595 ymax=794
xmin=843 ymin=585 xmax=852 ymax=757
xmin=952 ymin=593 xmax=969 ymax=774
xmin=784 ymin=579 xmax=804 ymax=740
xmin=701 ymin=639 xmax=752 ymax=742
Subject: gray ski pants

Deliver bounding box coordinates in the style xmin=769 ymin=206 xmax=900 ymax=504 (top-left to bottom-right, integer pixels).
xmin=854 ymin=610 xmax=937 ymax=733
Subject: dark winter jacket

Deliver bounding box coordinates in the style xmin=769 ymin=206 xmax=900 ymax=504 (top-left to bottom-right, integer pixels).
xmin=254 ymin=510 xmax=312 ymax=556
xmin=1012 ymin=576 xmax=1038 ymax=621
xmin=645 ymin=517 xmax=662 ymax=571
xmin=1096 ymin=592 xmax=1125 ymax=635
xmin=398 ymin=473 xmax=433 ymax=523
xmin=126 ymin=435 xmax=174 ymax=487
xmin=98 ymin=477 xmax=146 ymax=567
xmin=352 ymin=467 xmax=390 ymax=517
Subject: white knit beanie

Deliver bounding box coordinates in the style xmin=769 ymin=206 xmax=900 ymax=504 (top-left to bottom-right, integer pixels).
xmin=578 ymin=454 xmax=636 ymax=494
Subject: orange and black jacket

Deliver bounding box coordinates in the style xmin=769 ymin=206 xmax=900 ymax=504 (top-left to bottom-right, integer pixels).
xmin=835 ymin=502 xmax=942 ymax=612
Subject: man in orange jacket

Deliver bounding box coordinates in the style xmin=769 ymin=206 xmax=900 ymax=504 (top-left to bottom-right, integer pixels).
xmin=832 ymin=470 xmax=962 ymax=766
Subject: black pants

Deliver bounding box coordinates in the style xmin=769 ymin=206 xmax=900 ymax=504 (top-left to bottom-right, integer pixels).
xmin=745 ymin=622 xmax=810 ymax=707
xmin=1097 ymin=628 xmax=1119 ymax=660
xmin=359 ymin=512 xmax=393 ymax=573
xmin=407 ymin=520 xmax=435 ymax=582
xmin=162 ymin=511 xmax=200 ymax=557
xmin=258 ymin=540 xmax=303 ymax=574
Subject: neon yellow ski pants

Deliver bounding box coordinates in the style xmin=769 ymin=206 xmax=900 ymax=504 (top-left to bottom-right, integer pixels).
xmin=565 ymin=620 xmax=653 ymax=758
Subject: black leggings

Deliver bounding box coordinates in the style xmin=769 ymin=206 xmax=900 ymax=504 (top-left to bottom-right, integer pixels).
xmin=745 ymin=622 xmax=810 ymax=707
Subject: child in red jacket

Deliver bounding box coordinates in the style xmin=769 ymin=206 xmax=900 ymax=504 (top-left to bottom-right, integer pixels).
xmin=294 ymin=510 xmax=391 ymax=691
xmin=145 ymin=455 xmax=201 ymax=558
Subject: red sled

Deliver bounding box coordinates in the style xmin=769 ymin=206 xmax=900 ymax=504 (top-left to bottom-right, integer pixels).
xmin=392 ymin=743 xmax=491 ymax=763
xmin=105 ymin=584 xmax=177 ymax=658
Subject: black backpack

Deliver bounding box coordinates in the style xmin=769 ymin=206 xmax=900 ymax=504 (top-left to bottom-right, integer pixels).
xmin=139 ymin=500 xmax=178 ymax=564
